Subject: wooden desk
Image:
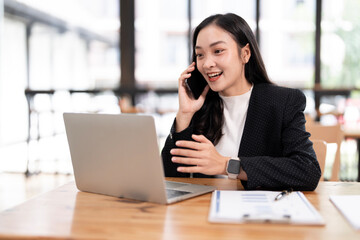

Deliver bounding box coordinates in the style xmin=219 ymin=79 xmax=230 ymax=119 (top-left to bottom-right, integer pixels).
xmin=0 ymin=178 xmax=359 ymax=240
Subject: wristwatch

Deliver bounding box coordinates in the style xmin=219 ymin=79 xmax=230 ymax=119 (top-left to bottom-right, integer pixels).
xmin=226 ymin=157 xmax=241 ymax=179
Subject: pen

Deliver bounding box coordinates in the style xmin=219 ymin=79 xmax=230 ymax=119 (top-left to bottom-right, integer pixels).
xmin=274 ymin=188 xmax=293 ymax=201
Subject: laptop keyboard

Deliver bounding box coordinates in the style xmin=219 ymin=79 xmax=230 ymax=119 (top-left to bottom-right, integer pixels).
xmin=166 ymin=189 xmax=191 ymax=199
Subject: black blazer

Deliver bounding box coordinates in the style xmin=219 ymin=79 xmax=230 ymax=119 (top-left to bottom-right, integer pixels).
xmin=161 ymin=83 xmax=321 ymax=191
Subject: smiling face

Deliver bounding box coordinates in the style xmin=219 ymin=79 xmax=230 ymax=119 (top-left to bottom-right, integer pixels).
xmin=195 ymin=24 xmax=251 ymax=96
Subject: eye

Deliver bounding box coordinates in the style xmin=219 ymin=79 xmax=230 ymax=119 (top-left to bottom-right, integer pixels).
xmin=215 ymin=49 xmax=224 ymax=54
xmin=195 ymin=53 xmax=204 ymax=58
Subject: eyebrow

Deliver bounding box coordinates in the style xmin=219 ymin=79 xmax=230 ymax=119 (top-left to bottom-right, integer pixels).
xmin=195 ymin=41 xmax=226 ymax=49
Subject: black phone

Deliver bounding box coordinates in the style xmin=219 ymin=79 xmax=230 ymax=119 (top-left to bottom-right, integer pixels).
xmin=185 ymin=66 xmax=208 ymax=99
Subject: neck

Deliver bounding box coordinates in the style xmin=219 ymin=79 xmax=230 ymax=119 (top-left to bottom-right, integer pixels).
xmin=220 ymin=79 xmax=253 ymax=97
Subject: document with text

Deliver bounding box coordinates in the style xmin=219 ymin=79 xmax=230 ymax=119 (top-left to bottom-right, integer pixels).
xmin=208 ymin=190 xmax=325 ymax=225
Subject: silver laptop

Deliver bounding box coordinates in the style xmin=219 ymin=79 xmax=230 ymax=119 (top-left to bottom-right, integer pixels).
xmin=63 ymin=113 xmax=215 ymax=204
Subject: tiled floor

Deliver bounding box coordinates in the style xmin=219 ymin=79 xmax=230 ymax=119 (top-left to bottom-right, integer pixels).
xmin=0 ymin=172 xmax=74 ymax=211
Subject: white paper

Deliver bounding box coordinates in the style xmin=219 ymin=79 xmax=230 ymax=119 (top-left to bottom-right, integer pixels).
xmin=208 ymin=190 xmax=325 ymax=225
xmin=330 ymin=195 xmax=360 ymax=230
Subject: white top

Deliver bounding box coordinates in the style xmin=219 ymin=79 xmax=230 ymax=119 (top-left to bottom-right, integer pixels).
xmin=215 ymin=86 xmax=253 ymax=157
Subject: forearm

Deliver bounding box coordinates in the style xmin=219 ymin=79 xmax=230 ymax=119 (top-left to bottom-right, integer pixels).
xmin=175 ymin=111 xmax=195 ymax=132
xmin=161 ymin=135 xmax=189 ymax=177
xmin=240 ymin=155 xmax=320 ymax=191
xmin=161 ymin=118 xmax=195 ymax=177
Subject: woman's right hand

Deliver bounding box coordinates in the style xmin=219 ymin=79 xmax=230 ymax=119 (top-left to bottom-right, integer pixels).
xmin=176 ymin=62 xmax=209 ymax=132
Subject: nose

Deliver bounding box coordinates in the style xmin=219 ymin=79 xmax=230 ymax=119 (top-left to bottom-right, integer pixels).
xmin=201 ymin=56 xmax=216 ymax=70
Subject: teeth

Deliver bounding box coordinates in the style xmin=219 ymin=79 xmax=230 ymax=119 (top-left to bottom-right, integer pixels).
xmin=208 ymin=72 xmax=222 ymax=78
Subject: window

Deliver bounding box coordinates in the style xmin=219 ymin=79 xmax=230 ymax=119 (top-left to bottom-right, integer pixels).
xmin=191 ymin=0 xmax=256 ymax=30
xmin=135 ymin=0 xmax=189 ymax=88
xmin=21 ymin=0 xmax=120 ymax=89
xmin=0 ymin=17 xmax=28 ymax=145
xmin=260 ymin=0 xmax=316 ymax=88
xmin=135 ymin=0 xmax=256 ymax=88
xmin=0 ymin=0 xmax=120 ymax=173
xmin=0 ymin=17 xmax=28 ymax=172
xmin=321 ymin=0 xmax=360 ymax=88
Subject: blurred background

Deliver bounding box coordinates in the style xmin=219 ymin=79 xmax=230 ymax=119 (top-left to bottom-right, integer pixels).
xmin=0 ymin=0 xmax=359 ymax=185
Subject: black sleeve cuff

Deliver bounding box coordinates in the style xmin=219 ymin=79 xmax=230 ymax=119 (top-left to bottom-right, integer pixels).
xmin=169 ymin=118 xmax=194 ymax=143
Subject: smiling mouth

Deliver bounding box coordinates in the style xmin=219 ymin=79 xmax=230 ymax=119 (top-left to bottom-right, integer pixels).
xmin=207 ymin=72 xmax=223 ymax=82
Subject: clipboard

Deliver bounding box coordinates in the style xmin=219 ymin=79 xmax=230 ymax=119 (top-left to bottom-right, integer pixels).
xmin=208 ymin=190 xmax=325 ymax=225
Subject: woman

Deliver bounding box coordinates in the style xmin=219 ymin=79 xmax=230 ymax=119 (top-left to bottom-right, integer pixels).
xmin=161 ymin=13 xmax=321 ymax=191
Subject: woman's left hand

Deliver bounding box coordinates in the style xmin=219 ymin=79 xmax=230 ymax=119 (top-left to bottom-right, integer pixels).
xmin=170 ymin=134 xmax=229 ymax=175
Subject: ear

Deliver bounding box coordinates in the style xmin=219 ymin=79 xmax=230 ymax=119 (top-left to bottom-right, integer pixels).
xmin=241 ymin=43 xmax=251 ymax=64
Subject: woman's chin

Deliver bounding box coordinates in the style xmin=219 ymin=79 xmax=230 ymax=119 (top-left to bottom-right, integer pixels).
xmin=208 ymin=84 xmax=223 ymax=93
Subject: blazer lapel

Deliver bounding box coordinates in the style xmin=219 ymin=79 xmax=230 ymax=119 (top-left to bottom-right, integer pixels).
xmin=238 ymin=84 xmax=262 ymax=157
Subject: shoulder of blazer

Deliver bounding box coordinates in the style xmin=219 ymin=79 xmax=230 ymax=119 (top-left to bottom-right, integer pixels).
xmin=252 ymin=83 xmax=305 ymax=103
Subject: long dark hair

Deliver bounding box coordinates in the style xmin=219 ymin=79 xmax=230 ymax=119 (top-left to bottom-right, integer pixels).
xmin=192 ymin=13 xmax=272 ymax=145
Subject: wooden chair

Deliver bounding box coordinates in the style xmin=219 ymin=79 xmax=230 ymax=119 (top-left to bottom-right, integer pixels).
xmin=305 ymin=114 xmax=315 ymax=125
xmin=312 ymin=140 xmax=327 ymax=181
xmin=306 ymin=123 xmax=344 ymax=181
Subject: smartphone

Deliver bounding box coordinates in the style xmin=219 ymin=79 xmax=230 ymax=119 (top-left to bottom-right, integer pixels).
xmin=185 ymin=66 xmax=208 ymax=99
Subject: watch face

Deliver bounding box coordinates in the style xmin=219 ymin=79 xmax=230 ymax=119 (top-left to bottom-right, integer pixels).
xmin=228 ymin=159 xmax=241 ymax=174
